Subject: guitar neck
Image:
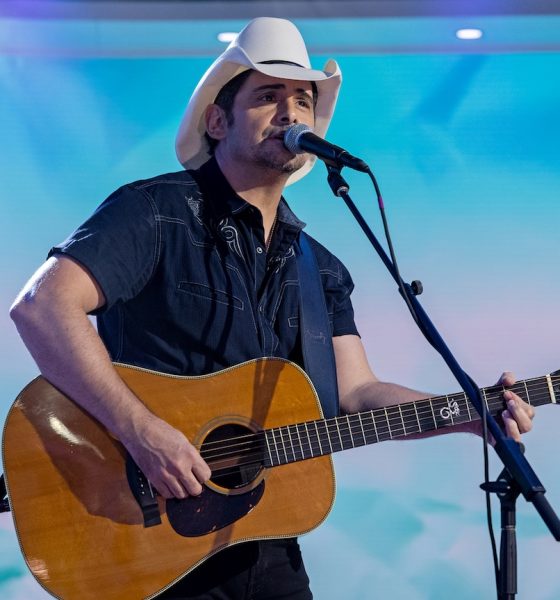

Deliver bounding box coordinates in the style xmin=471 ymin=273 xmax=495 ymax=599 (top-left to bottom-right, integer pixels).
xmin=263 ymin=373 xmax=559 ymax=468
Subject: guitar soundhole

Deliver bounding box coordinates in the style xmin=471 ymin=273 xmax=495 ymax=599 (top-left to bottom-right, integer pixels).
xmin=201 ymin=423 xmax=264 ymax=491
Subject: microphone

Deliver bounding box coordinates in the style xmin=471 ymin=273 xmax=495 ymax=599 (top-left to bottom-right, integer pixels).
xmin=283 ymin=124 xmax=369 ymax=173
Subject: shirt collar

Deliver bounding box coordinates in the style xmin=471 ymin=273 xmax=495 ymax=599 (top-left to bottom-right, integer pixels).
xmin=191 ymin=156 xmax=248 ymax=221
xmin=191 ymin=157 xmax=306 ymax=232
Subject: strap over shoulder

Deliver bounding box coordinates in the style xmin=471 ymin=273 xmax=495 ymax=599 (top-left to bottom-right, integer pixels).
xmin=295 ymin=232 xmax=340 ymax=419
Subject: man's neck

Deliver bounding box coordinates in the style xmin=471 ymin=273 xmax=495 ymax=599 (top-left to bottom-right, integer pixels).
xmin=215 ymin=153 xmax=289 ymax=236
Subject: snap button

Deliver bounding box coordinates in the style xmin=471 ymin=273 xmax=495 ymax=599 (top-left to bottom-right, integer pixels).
xmin=256 ymin=247 xmax=263 ymax=254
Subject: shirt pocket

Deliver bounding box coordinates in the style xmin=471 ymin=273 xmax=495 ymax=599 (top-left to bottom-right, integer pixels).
xmin=177 ymin=280 xmax=244 ymax=310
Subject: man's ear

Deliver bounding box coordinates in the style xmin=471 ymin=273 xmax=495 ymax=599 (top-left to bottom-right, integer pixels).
xmin=205 ymin=104 xmax=228 ymax=142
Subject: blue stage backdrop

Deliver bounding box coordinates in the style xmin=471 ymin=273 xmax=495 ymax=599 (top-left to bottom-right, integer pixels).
xmin=1 ymin=13 xmax=559 ymax=600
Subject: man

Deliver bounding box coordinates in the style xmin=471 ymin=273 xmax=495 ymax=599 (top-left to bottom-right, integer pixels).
xmin=10 ymin=17 xmax=533 ymax=600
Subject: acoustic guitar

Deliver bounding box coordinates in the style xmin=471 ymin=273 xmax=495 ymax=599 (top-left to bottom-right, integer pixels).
xmin=2 ymin=358 xmax=558 ymax=599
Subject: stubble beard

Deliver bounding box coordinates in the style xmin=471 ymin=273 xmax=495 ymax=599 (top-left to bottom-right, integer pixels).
xmin=252 ymin=144 xmax=308 ymax=174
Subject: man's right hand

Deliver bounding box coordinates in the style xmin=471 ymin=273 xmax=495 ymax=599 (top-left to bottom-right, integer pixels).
xmin=124 ymin=415 xmax=212 ymax=499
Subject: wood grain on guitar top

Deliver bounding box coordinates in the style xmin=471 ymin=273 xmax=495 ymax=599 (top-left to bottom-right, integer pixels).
xmin=2 ymin=358 xmax=335 ymax=600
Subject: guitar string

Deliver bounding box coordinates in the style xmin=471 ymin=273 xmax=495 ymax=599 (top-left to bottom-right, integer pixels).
xmin=200 ymin=380 xmax=550 ymax=450
xmin=200 ymin=381 xmax=554 ymax=462
xmin=207 ymin=392 xmax=555 ymax=481
xmin=199 ymin=377 xmax=554 ymax=456
xmin=204 ymin=390 xmax=553 ymax=466
xmin=203 ymin=387 xmax=554 ymax=474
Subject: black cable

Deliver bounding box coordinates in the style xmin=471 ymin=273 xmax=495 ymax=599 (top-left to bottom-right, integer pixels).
xmin=365 ymin=168 xmax=419 ymax=324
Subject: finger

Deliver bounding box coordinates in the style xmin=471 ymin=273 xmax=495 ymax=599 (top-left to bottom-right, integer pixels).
xmin=152 ymin=471 xmax=190 ymax=499
xmin=504 ymin=391 xmax=534 ymax=433
xmin=152 ymin=479 xmax=175 ymax=500
xmin=502 ymin=410 xmax=521 ymax=442
xmin=180 ymin=473 xmax=204 ymax=497
xmin=499 ymin=371 xmax=516 ymax=387
xmin=193 ymin=460 xmax=212 ymax=483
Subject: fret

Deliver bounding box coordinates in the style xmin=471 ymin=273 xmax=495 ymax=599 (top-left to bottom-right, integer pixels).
xmin=429 ymin=397 xmax=437 ymax=430
xmin=282 ymin=427 xmax=292 ymax=463
xmin=332 ymin=417 xmax=346 ymax=452
xmin=367 ymin=410 xmax=380 ymax=443
xmin=334 ymin=418 xmax=344 ymax=451
xmin=383 ymin=407 xmax=392 ymax=439
xmin=317 ymin=420 xmax=331 ymax=454
xmin=323 ymin=420 xmax=334 ymax=454
xmin=397 ymin=405 xmax=406 ymax=435
xmin=285 ymin=426 xmax=297 ymax=463
xmin=346 ymin=415 xmax=355 ymax=448
xmin=383 ymin=407 xmax=393 ymax=439
xmin=332 ymin=417 xmax=348 ymax=452
xmin=357 ymin=412 xmax=368 ymax=446
xmin=372 ymin=409 xmax=390 ymax=442
xmin=431 ymin=394 xmax=459 ymax=428
xmin=449 ymin=393 xmax=471 ymax=425
xmin=399 ymin=403 xmax=420 ymax=435
xmin=412 ymin=401 xmax=422 ymax=432
xmin=265 ymin=430 xmax=274 ymax=467
xmin=271 ymin=428 xmax=282 ymax=465
xmin=295 ymin=423 xmax=306 ymax=460
xmin=464 ymin=392 xmax=472 ymax=421
xmin=415 ymin=399 xmax=436 ymax=433
xmin=313 ymin=421 xmax=325 ymax=455
xmin=274 ymin=428 xmax=285 ymax=465
xmin=303 ymin=422 xmax=314 ymax=458
xmin=385 ymin=405 xmax=405 ymax=438
xmin=430 ymin=395 xmax=445 ymax=428
xmin=347 ymin=414 xmax=365 ymax=448
xmin=300 ymin=423 xmax=313 ymax=458
xmin=279 ymin=427 xmax=290 ymax=464
xmin=447 ymin=395 xmax=455 ymax=426
xmin=312 ymin=421 xmax=328 ymax=456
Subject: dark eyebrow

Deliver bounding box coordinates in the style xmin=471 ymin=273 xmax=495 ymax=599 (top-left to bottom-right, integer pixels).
xmin=251 ymin=83 xmax=314 ymax=104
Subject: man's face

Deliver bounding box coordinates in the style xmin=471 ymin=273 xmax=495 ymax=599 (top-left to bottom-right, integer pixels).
xmin=214 ymin=70 xmax=316 ymax=174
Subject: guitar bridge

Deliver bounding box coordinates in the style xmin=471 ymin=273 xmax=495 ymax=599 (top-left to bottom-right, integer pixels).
xmin=125 ymin=454 xmax=162 ymax=528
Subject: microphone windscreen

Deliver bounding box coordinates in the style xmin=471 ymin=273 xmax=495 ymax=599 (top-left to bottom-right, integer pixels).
xmin=283 ymin=124 xmax=312 ymax=154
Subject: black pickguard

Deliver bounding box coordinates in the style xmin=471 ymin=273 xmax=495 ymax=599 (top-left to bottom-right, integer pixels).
xmin=166 ymin=482 xmax=265 ymax=537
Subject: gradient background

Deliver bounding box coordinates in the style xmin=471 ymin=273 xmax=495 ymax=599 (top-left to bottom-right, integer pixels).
xmin=1 ymin=8 xmax=559 ymax=600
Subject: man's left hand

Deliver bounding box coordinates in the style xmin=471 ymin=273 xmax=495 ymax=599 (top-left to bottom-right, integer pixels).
xmin=499 ymin=371 xmax=536 ymax=442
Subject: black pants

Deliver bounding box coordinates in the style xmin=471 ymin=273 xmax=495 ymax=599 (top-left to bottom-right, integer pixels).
xmin=158 ymin=539 xmax=313 ymax=600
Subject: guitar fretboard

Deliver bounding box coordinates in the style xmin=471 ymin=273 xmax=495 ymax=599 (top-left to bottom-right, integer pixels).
xmin=261 ymin=373 xmax=559 ymax=468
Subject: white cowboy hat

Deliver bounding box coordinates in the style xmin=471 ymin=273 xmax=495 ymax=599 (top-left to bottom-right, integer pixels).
xmin=175 ymin=17 xmax=341 ymax=185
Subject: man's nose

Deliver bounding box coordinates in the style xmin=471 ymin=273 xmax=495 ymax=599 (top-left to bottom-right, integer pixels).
xmin=275 ymin=99 xmax=298 ymax=124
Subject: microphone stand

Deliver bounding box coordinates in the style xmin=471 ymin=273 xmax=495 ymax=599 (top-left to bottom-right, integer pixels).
xmin=324 ymin=162 xmax=560 ymax=598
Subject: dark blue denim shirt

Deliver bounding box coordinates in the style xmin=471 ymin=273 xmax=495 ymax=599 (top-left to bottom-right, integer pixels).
xmin=50 ymin=158 xmax=358 ymax=376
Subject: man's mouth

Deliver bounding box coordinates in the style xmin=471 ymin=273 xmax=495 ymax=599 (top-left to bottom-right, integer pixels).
xmin=266 ymin=129 xmax=290 ymax=142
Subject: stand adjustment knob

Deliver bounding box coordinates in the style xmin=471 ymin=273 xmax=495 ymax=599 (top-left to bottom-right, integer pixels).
xmin=411 ymin=280 xmax=423 ymax=295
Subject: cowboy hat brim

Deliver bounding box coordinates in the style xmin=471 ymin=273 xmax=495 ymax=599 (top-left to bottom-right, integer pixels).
xmin=175 ymin=23 xmax=341 ymax=186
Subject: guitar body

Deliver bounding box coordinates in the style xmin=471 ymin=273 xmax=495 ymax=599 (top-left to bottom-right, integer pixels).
xmin=2 ymin=358 xmax=335 ymax=600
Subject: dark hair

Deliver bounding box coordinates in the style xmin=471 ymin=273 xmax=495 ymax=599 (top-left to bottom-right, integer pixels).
xmin=204 ymin=70 xmax=318 ymax=153
xmin=205 ymin=70 xmax=253 ymax=153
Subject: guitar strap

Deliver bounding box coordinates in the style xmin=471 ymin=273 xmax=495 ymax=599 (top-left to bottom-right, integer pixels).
xmin=0 ymin=474 xmax=9 ymax=513
xmin=295 ymin=232 xmax=340 ymax=419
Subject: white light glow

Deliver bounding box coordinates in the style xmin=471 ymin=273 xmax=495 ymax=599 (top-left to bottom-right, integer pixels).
xmin=217 ymin=32 xmax=238 ymax=43
xmin=456 ymin=28 xmax=483 ymax=40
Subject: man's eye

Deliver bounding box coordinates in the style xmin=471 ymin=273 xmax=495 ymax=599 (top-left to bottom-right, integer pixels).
xmin=298 ymin=99 xmax=312 ymax=109
xmin=259 ymin=93 xmax=275 ymax=102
